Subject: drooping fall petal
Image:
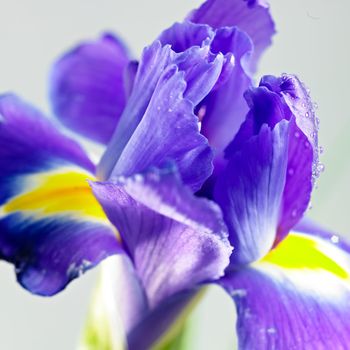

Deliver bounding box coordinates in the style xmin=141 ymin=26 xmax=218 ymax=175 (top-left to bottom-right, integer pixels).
xmin=221 ymin=228 xmax=350 ymax=350
xmin=0 ymin=95 xmax=121 ymax=295
xmin=91 ymin=164 xmax=231 ymax=308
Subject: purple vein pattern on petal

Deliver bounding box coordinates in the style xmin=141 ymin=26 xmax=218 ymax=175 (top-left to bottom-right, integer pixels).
xmin=91 ymin=164 xmax=231 ymax=308
xmin=222 ymin=75 xmax=318 ymax=253
xmin=0 ymin=94 xmax=121 ymax=295
xmin=158 ymin=22 xmax=253 ymax=160
xmin=50 ymin=33 xmax=129 ymax=144
xmin=158 ymin=22 xmax=254 ymax=199
xmin=112 ymin=65 xmax=216 ymax=192
xmin=188 ymin=0 xmax=276 ymax=72
xmin=259 ymin=74 xmax=320 ymax=243
xmin=220 ymin=228 xmax=350 ymax=350
xmin=215 ymin=120 xmax=290 ymax=266
xmin=98 ymin=40 xmax=224 ymax=192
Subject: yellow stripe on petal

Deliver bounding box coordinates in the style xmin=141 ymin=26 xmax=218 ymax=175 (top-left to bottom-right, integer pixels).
xmin=3 ymin=170 xmax=107 ymax=221
xmin=261 ymin=233 xmax=350 ymax=280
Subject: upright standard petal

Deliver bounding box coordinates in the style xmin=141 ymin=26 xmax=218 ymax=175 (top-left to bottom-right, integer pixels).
xmin=188 ymin=0 xmax=276 ymax=72
xmin=199 ymin=27 xmax=253 ymax=173
xmin=216 ymin=74 xmax=319 ymax=266
xmin=50 ymin=33 xmax=130 ymax=144
xmin=91 ymin=164 xmax=231 ymax=308
xmin=221 ymin=228 xmax=350 ymax=350
xmin=98 ymin=40 xmax=224 ymax=191
xmin=158 ymin=22 xmax=255 ymax=200
xmin=110 ymin=65 xmax=215 ymax=192
xmin=258 ymin=74 xmax=320 ymax=242
xmin=158 ymin=21 xmax=214 ymax=54
xmin=0 ymin=95 xmax=121 ymax=295
xmin=158 ymin=22 xmax=253 ymax=164
xmin=215 ymin=120 xmax=290 ymax=266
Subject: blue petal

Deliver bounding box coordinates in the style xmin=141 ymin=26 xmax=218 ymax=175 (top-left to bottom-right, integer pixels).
xmin=220 ymin=227 xmax=350 ymax=350
xmin=188 ymin=0 xmax=276 ymax=72
xmin=0 ymin=93 xmax=94 ymax=204
xmin=0 ymin=94 xmax=121 ymax=295
xmin=50 ymin=33 xmax=130 ymax=144
xmin=215 ymin=120 xmax=290 ymax=265
xmin=0 ymin=214 xmax=121 ymax=296
xmin=98 ymin=40 xmax=224 ymax=192
xmin=257 ymin=75 xmax=320 ymax=243
xmin=216 ymin=74 xmax=319 ymax=265
xmin=91 ymin=164 xmax=231 ymax=308
xmin=157 ymin=22 xmax=255 ymax=199
xmin=199 ymin=27 xmax=253 ymax=191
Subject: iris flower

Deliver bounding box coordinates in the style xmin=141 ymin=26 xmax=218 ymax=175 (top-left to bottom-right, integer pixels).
xmin=0 ymin=0 xmax=349 ymax=349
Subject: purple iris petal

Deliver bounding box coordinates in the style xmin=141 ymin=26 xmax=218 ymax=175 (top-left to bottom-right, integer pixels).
xmin=158 ymin=21 xmax=214 ymax=53
xmin=91 ymin=164 xmax=231 ymax=308
xmin=98 ymin=39 xmax=224 ymax=191
xmin=220 ymin=227 xmax=350 ymax=350
xmin=215 ymin=74 xmax=318 ymax=266
xmin=222 ymin=268 xmax=350 ymax=350
xmin=157 ymin=21 xmax=257 ymax=202
xmin=0 ymin=214 xmax=121 ymax=296
xmin=50 ymin=33 xmax=130 ymax=144
xmin=258 ymin=74 xmax=320 ymax=243
xmin=109 ymin=64 xmax=215 ymax=192
xmin=158 ymin=21 xmax=235 ymax=90
xmin=188 ymin=0 xmax=276 ymax=72
xmin=199 ymin=27 xmax=253 ymax=177
xmin=0 ymin=94 xmax=94 ymax=203
xmin=215 ymin=120 xmax=290 ymax=265
xmin=158 ymin=21 xmax=253 ymax=167
xmin=0 ymin=94 xmax=122 ymax=295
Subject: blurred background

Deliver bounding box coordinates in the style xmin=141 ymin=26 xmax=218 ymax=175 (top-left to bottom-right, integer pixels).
xmin=0 ymin=0 xmax=349 ymax=348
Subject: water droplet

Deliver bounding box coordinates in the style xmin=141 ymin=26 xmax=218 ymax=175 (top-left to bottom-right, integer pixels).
xmin=267 ymin=327 xmax=277 ymax=335
xmin=319 ymin=146 xmax=324 ymax=154
xmin=231 ymin=289 xmax=247 ymax=298
xmin=331 ymin=235 xmax=339 ymax=244
xmin=317 ymin=163 xmax=325 ymax=173
xmin=305 ymin=112 xmax=310 ymax=118
xmin=134 ymin=174 xmax=144 ymax=182
xmin=288 ymin=168 xmax=295 ymax=176
xmin=291 ymin=209 xmax=298 ymax=218
xmin=313 ymin=102 xmax=319 ymax=110
xmin=294 ymin=131 xmax=300 ymax=138
xmin=304 ymin=141 xmax=310 ymax=148
xmin=315 ymin=117 xmax=320 ymax=129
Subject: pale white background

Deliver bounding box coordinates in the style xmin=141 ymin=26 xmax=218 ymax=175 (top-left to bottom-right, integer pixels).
xmin=0 ymin=0 xmax=349 ymax=349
